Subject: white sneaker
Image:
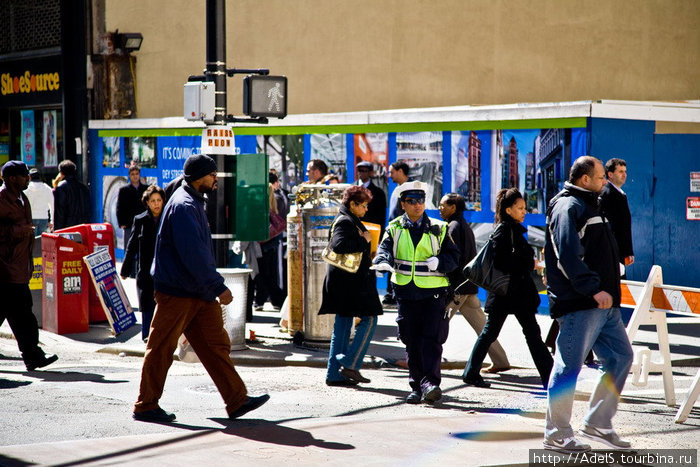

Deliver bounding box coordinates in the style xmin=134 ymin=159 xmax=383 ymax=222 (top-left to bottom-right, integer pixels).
xmin=543 ymin=436 xmax=591 ymax=453
xmin=580 ymin=426 xmax=632 ymax=450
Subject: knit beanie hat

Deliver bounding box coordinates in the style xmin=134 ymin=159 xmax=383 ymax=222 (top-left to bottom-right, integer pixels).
xmin=183 ymin=154 xmax=217 ymax=182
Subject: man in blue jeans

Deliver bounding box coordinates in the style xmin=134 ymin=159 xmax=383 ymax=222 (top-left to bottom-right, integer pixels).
xmin=543 ymin=156 xmax=633 ymax=454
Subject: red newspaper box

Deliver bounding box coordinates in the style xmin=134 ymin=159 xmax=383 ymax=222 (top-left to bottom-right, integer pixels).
xmin=55 ymin=223 xmax=115 ymax=323
xmin=41 ymin=233 xmax=89 ymax=334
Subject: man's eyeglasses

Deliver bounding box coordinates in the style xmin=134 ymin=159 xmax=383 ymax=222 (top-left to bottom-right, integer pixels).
xmin=357 ymin=168 xmax=371 ymax=172
xmin=403 ymin=198 xmax=425 ymax=205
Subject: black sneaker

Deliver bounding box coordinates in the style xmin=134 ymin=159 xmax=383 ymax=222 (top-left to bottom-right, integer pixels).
xmin=228 ymin=394 xmax=270 ymax=419
xmin=26 ymin=354 xmax=58 ymax=371
xmin=133 ymin=408 xmax=176 ymax=423
xmin=406 ymin=391 xmax=422 ymax=404
xmin=423 ymin=385 xmax=442 ymax=403
xmin=463 ymin=375 xmax=491 ymax=388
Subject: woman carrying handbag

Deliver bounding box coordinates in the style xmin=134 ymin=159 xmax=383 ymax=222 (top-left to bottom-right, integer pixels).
xmin=462 ymin=188 xmax=553 ymax=389
xmin=319 ymin=185 xmax=383 ymax=386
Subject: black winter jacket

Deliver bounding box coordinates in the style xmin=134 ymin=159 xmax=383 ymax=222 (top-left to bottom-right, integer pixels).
xmin=484 ymin=218 xmax=540 ymax=314
xmin=545 ymin=182 xmax=621 ymax=318
xmin=116 ymin=183 xmax=147 ymax=229
xmin=599 ymin=183 xmax=634 ymax=260
xmin=446 ymin=213 xmax=478 ymax=295
xmin=318 ymin=205 xmax=383 ymax=317
xmin=120 ymin=210 xmax=160 ymax=290
xmin=53 ymin=176 xmax=90 ymax=230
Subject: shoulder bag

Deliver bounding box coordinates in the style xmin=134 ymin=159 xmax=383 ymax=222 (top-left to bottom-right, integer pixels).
xmin=462 ymin=225 xmax=514 ymax=296
xmin=321 ymin=218 xmax=363 ymax=273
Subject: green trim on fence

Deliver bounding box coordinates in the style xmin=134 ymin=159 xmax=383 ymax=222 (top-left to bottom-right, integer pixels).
xmin=96 ymin=117 xmax=587 ymax=137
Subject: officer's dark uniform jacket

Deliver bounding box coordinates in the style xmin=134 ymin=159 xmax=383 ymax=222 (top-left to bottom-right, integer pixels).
xmin=374 ymin=213 xmax=460 ymax=300
xmin=544 ymin=182 xmax=621 ymax=319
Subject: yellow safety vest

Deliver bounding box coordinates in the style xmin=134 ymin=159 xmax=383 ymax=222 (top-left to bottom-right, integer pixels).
xmin=387 ymin=217 xmax=449 ymax=288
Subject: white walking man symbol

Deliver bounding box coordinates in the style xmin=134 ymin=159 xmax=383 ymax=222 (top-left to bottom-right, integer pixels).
xmin=267 ymin=83 xmax=284 ymax=112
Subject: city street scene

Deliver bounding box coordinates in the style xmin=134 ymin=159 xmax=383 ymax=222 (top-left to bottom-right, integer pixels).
xmin=1 ymin=1 xmax=699 ymax=466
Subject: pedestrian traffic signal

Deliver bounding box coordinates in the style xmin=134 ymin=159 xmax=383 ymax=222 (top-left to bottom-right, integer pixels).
xmin=243 ymin=75 xmax=287 ymax=119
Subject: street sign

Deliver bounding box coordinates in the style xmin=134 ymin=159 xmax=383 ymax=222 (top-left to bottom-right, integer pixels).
xmin=243 ymin=75 xmax=287 ymax=118
xmin=202 ymin=126 xmax=236 ymax=155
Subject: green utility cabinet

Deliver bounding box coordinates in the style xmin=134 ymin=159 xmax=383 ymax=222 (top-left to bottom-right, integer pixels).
xmin=225 ymin=152 xmax=269 ymax=241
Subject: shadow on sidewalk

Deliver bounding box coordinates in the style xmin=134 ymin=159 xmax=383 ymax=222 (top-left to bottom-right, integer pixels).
xmin=0 ymin=368 xmax=128 ymax=384
xmin=213 ymin=418 xmax=354 ymax=450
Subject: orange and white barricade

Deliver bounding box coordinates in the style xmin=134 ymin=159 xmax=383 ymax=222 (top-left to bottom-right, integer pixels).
xmin=621 ymin=265 xmax=700 ymax=423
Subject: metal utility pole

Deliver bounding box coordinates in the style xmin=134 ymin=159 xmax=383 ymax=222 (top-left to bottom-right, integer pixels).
xmin=206 ymin=0 xmax=229 ymax=266
xmin=185 ymin=1 xmax=287 ymax=266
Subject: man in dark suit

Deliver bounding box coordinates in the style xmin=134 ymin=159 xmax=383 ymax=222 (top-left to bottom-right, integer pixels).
xmin=599 ymin=158 xmax=634 ymax=270
xmin=116 ymin=164 xmax=147 ymax=253
xmin=355 ymin=161 xmax=387 ymax=235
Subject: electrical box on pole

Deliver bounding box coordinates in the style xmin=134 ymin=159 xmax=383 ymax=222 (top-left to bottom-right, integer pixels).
xmin=243 ymin=75 xmax=288 ymax=119
xmin=183 ymin=81 xmax=216 ymax=123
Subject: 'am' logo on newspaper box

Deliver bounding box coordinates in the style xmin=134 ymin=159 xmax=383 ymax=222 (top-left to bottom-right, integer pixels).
xmin=63 ymin=275 xmax=81 ymax=294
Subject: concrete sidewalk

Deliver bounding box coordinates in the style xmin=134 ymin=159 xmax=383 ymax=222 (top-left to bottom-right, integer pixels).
xmin=1 ymin=278 xmax=698 ymax=466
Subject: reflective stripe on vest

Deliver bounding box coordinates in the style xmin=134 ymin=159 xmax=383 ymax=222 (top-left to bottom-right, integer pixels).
xmin=388 ymin=218 xmax=449 ymax=288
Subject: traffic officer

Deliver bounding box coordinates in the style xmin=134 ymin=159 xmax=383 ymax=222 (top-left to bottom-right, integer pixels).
xmin=372 ymin=181 xmax=459 ymax=404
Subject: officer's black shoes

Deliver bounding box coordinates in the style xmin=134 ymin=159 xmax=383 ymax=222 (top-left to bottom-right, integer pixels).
xmin=25 ymin=354 xmax=58 ymax=371
xmin=133 ymin=408 xmax=176 ymax=423
xmin=423 ymin=385 xmax=442 ymax=403
xmin=340 ymin=367 xmax=371 ymax=384
xmin=463 ymin=375 xmax=491 ymax=388
xmin=406 ymin=391 xmax=422 ymax=404
xmin=228 ymin=394 xmax=270 ymax=419
xmin=326 ymin=379 xmax=359 ymax=387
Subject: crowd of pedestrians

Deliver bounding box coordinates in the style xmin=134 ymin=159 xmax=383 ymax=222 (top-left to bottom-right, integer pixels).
xmin=0 ymin=152 xmax=636 ymax=453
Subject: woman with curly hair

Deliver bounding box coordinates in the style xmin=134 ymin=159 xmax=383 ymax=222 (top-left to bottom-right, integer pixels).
xmin=319 ymin=185 xmax=383 ymax=386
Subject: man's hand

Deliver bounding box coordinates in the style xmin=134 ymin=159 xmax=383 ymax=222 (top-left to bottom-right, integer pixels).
xmin=370 ymin=262 xmax=394 ymax=273
xmin=426 ymin=256 xmax=439 ymax=271
xmin=218 ymin=289 xmax=233 ymax=306
xmin=361 ymin=231 xmax=372 ymax=243
xmin=593 ymin=290 xmax=613 ymax=309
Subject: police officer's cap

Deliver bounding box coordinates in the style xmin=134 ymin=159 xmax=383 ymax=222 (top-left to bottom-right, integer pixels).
xmin=396 ymin=180 xmax=428 ymax=200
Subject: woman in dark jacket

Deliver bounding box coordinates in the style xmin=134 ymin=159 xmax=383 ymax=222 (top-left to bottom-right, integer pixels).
xmin=319 ymin=185 xmax=383 ymax=386
xmin=120 ymin=184 xmax=165 ymax=341
xmin=462 ymin=188 xmax=553 ymax=389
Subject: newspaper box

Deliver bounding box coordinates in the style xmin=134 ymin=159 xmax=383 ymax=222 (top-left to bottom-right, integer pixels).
xmin=41 ymin=233 xmax=89 ymax=334
xmin=55 ymin=223 xmax=115 ymax=323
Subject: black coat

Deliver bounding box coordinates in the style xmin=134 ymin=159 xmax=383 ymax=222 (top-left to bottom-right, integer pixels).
xmin=120 ymin=210 xmax=160 ymax=290
xmin=484 ymin=218 xmax=540 ymax=314
xmin=599 ymin=183 xmax=633 ymax=260
xmin=362 ymin=181 xmax=387 ymax=235
xmin=53 ymin=176 xmax=90 ymax=230
xmin=116 ymin=183 xmax=147 ymax=228
xmin=447 ymin=213 xmax=478 ymax=295
xmin=318 ymin=205 xmax=383 ymax=317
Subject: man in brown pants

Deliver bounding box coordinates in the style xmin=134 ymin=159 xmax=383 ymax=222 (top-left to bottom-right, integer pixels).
xmin=133 ymin=154 xmax=269 ymax=423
